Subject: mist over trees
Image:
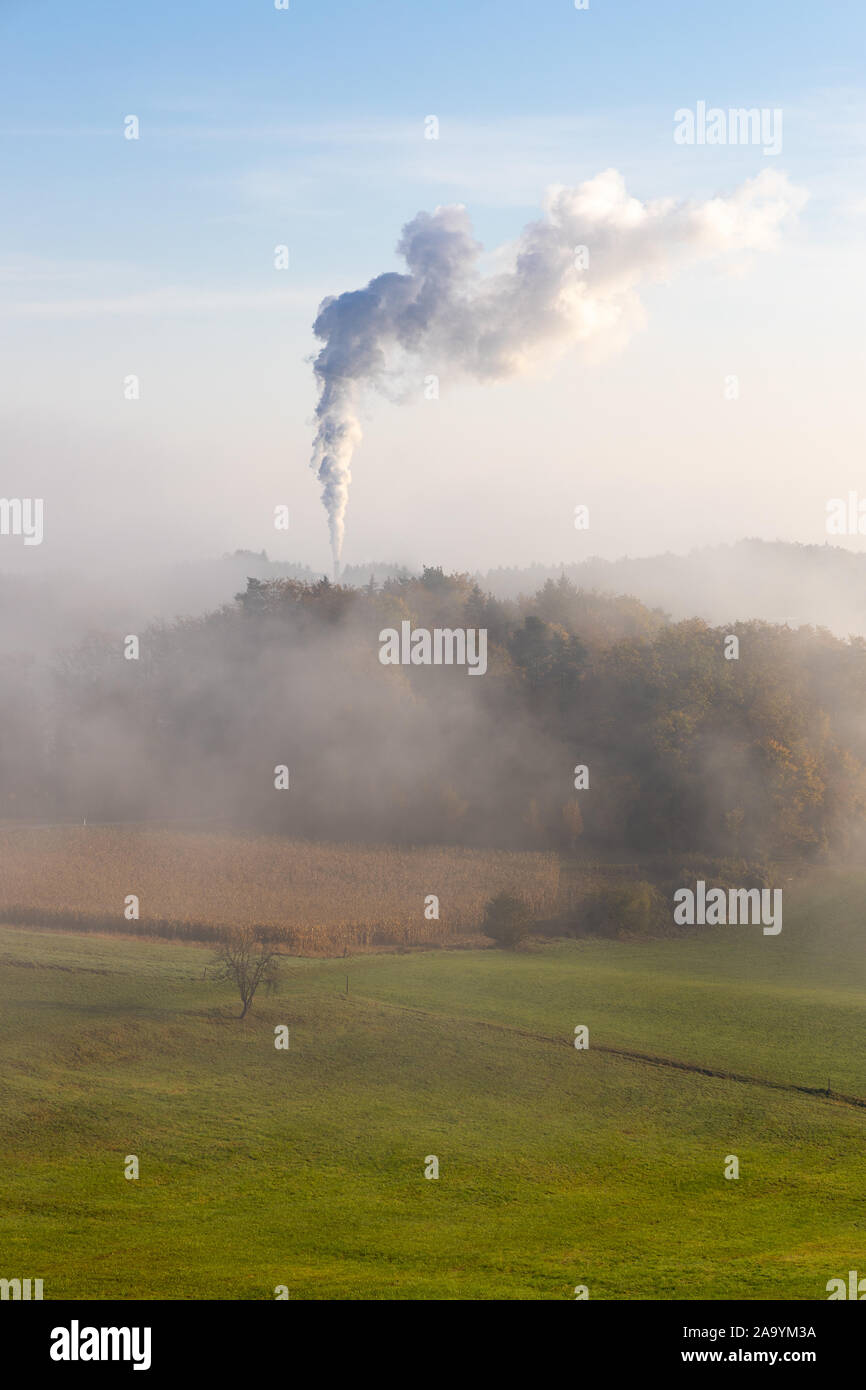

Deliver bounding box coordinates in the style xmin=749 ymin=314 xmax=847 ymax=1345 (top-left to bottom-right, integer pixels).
xmin=480 ymin=540 xmax=866 ymax=638
xmin=2 ymin=565 xmax=866 ymax=862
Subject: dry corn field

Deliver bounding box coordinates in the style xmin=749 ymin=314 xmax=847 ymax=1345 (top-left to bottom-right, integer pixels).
xmin=0 ymin=826 xmax=561 ymax=952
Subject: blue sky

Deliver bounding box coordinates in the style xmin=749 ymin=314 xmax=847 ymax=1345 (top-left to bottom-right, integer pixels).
xmin=3 ymin=0 xmax=863 ymax=259
xmin=1 ymin=1 xmax=865 ymax=572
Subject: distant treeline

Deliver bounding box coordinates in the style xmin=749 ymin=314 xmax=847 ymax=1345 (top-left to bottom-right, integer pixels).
xmin=3 ymin=566 xmax=866 ymax=860
xmin=477 ymin=539 xmax=866 ymax=635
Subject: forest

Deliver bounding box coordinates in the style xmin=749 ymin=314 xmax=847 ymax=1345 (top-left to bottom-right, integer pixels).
xmin=2 ymin=565 xmax=865 ymax=863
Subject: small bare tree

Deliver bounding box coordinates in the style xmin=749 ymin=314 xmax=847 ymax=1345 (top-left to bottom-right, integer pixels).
xmin=212 ymin=926 xmax=282 ymax=1019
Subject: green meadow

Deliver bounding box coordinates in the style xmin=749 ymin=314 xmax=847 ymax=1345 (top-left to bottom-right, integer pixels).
xmin=1 ymin=870 xmax=865 ymax=1300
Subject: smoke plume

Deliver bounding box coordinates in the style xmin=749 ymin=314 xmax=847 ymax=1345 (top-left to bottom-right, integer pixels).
xmin=310 ymin=168 xmax=806 ymax=571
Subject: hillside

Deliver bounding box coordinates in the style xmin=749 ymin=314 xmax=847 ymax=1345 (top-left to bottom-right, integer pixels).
xmin=2 ymin=868 xmax=865 ymax=1299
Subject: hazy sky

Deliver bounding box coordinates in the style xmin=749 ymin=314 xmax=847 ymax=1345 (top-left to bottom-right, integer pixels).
xmin=1 ymin=0 xmax=865 ymax=575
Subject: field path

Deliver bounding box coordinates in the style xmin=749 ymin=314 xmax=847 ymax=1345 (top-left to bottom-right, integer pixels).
xmin=346 ymin=991 xmax=866 ymax=1115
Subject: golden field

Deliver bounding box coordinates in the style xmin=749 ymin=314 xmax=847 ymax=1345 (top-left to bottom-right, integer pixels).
xmin=0 ymin=825 xmax=561 ymax=952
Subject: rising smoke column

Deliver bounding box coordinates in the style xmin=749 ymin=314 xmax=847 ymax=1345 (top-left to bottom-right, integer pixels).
xmin=310 ymin=169 xmax=806 ymax=573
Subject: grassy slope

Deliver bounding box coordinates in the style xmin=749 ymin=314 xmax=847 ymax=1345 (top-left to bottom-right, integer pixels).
xmin=1 ymin=872 xmax=865 ymax=1300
